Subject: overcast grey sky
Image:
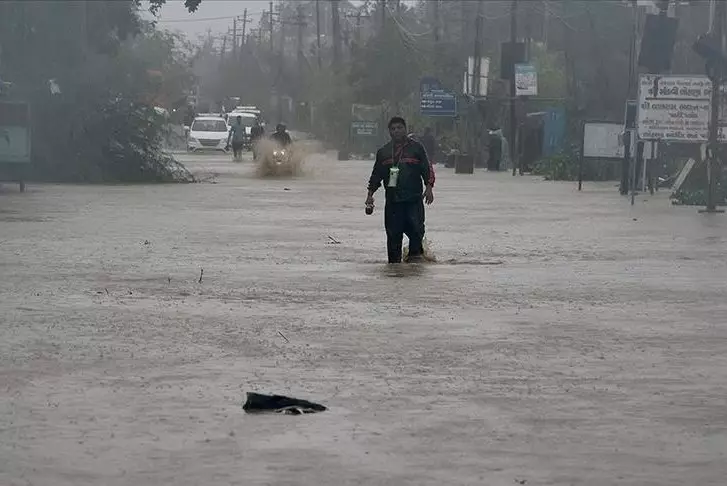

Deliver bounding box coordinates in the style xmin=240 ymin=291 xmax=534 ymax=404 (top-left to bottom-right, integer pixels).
xmin=151 ymin=1 xmax=270 ymax=41
xmin=150 ymin=0 xmax=409 ymax=42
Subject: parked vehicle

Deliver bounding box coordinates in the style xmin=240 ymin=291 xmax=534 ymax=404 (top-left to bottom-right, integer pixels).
xmin=187 ymin=116 xmax=229 ymax=153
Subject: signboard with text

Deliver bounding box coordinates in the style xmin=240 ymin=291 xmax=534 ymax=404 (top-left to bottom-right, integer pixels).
xmin=637 ymin=74 xmax=726 ymax=142
xmin=351 ymin=120 xmax=379 ymax=137
xmin=515 ymin=64 xmax=538 ymax=96
xmin=420 ymin=89 xmax=457 ymax=117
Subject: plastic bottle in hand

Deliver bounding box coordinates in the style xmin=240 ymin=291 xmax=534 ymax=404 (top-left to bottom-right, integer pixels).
xmin=365 ymin=202 xmax=374 ymax=215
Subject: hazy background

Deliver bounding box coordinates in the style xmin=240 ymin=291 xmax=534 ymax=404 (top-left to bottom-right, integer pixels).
xmin=151 ymin=0 xmax=270 ymax=41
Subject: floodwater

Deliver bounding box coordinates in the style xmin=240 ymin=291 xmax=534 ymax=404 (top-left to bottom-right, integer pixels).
xmin=1 ymin=152 xmax=726 ymax=486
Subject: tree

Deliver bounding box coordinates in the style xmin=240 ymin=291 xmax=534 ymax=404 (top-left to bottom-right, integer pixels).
xmin=0 ymin=1 xmax=195 ymax=182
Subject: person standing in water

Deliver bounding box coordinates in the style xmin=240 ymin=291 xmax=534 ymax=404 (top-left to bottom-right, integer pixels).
xmin=366 ymin=117 xmax=435 ymax=264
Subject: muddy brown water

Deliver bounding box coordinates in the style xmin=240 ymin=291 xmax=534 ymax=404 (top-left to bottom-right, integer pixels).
xmin=1 ymin=153 xmax=727 ymax=485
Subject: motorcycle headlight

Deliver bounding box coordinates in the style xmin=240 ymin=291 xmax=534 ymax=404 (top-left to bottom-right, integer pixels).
xmin=279 ymin=150 xmax=286 ymax=156
xmin=273 ymin=150 xmax=280 ymax=156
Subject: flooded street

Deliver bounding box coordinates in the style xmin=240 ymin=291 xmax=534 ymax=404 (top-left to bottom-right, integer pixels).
xmin=1 ymin=153 xmax=726 ymax=486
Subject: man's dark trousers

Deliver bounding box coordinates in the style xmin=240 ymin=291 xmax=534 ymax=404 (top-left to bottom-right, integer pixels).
xmin=384 ymin=199 xmax=425 ymax=263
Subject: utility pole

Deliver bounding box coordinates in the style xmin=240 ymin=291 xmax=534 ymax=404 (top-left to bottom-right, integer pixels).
xmin=332 ymin=0 xmax=341 ymax=70
xmin=220 ymin=35 xmax=227 ymax=66
xmin=704 ymin=0 xmax=726 ymax=212
xmin=380 ymin=0 xmax=386 ymax=32
xmin=356 ymin=11 xmax=363 ymax=45
xmin=461 ymin=1 xmax=468 ymax=54
xmin=471 ymin=2 xmax=484 ymax=163
xmin=621 ymin=0 xmax=639 ymax=195
xmin=432 ymin=0 xmax=440 ymax=44
xmin=315 ymin=0 xmax=322 ymax=69
xmin=542 ymin=0 xmax=548 ymax=49
xmin=473 ymin=4 xmax=483 ymax=98
xmin=269 ymin=2 xmax=274 ymax=53
xmin=240 ymin=9 xmax=249 ymax=50
xmin=232 ymin=16 xmax=238 ymax=60
xmin=510 ymin=0 xmax=519 ymax=176
xmin=296 ymin=5 xmax=306 ymax=79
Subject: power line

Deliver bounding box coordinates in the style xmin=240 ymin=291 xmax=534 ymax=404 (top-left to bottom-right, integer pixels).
xmin=157 ymin=11 xmax=264 ymax=24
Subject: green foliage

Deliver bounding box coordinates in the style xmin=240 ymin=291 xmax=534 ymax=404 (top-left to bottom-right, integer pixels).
xmin=530 ymin=42 xmax=567 ymax=100
xmin=533 ymin=142 xmax=620 ymax=182
xmin=532 ymin=145 xmax=580 ymax=181
xmin=145 ymin=0 xmax=201 ymax=15
xmin=670 ymin=160 xmax=727 ymax=206
xmin=0 ymin=1 xmax=195 ymax=183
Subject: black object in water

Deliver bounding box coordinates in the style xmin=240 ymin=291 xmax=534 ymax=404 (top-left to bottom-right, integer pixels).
xmin=242 ymin=392 xmax=327 ymax=415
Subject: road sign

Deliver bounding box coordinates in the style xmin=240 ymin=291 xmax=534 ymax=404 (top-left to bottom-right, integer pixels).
xmin=419 ymin=77 xmax=457 ymax=117
xmin=514 ymin=64 xmax=538 ymax=96
xmin=636 ymin=74 xmax=725 ymax=142
xmin=420 ymin=89 xmax=457 ymax=117
xmin=351 ymin=120 xmax=379 ymax=137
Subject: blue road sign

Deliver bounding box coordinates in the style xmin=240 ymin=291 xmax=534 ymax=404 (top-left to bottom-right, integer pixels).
xmin=420 ymin=89 xmax=457 ymax=117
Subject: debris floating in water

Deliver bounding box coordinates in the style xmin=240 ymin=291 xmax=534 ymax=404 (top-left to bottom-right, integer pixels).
xmin=242 ymin=392 xmax=327 ymax=415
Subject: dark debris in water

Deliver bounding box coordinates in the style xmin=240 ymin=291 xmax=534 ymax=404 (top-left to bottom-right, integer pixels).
xmin=242 ymin=392 xmax=327 ymax=415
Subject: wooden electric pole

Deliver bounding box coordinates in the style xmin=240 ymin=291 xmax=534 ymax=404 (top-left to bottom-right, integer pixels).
xmin=315 ymin=0 xmax=322 ymax=69
xmin=332 ymin=0 xmax=341 ymax=70
xmin=510 ymin=0 xmax=519 ymax=176
xmin=269 ymin=2 xmax=274 ymax=53
xmin=471 ymin=2 xmax=484 ymax=163
xmin=296 ymin=5 xmax=306 ymax=79
xmin=232 ymin=16 xmax=238 ymax=59
xmin=240 ymin=9 xmax=248 ymax=50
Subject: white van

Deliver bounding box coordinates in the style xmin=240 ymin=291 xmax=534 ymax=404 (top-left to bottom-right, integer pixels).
xmin=187 ymin=116 xmax=229 ymax=153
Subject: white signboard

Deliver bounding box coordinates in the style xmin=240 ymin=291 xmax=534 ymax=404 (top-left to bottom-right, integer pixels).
xmin=0 ymin=127 xmax=30 ymax=163
xmin=515 ymin=64 xmax=538 ymax=96
xmin=583 ymin=122 xmax=624 ymax=159
xmin=636 ymin=74 xmax=723 ymax=142
xmin=464 ymin=56 xmax=490 ymax=96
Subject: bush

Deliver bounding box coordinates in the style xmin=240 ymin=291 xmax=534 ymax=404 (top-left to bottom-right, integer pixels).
xmin=532 ymin=143 xmax=580 ymax=181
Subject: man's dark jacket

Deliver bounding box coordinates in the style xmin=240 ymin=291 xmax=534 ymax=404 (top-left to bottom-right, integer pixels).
xmin=368 ymin=138 xmax=435 ymax=203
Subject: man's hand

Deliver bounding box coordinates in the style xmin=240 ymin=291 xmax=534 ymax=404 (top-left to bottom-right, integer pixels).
xmin=424 ymin=186 xmax=434 ymax=205
xmin=365 ymin=194 xmax=375 ymax=206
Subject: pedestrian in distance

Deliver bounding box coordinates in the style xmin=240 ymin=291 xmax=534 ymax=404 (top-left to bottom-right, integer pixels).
xmin=365 ymin=116 xmax=435 ymax=264
xmin=250 ymin=118 xmax=265 ymax=160
xmin=420 ymin=126 xmax=437 ymax=164
xmin=227 ymin=115 xmax=246 ymax=162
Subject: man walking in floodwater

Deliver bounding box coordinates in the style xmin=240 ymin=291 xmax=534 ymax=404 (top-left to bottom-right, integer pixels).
xmin=227 ymin=115 xmax=245 ymax=161
xmin=366 ymin=117 xmax=435 ymax=263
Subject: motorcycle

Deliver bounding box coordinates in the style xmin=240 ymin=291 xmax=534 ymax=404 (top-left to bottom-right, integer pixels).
xmin=257 ymin=143 xmax=298 ymax=177
xmin=272 ymin=147 xmax=290 ymax=166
